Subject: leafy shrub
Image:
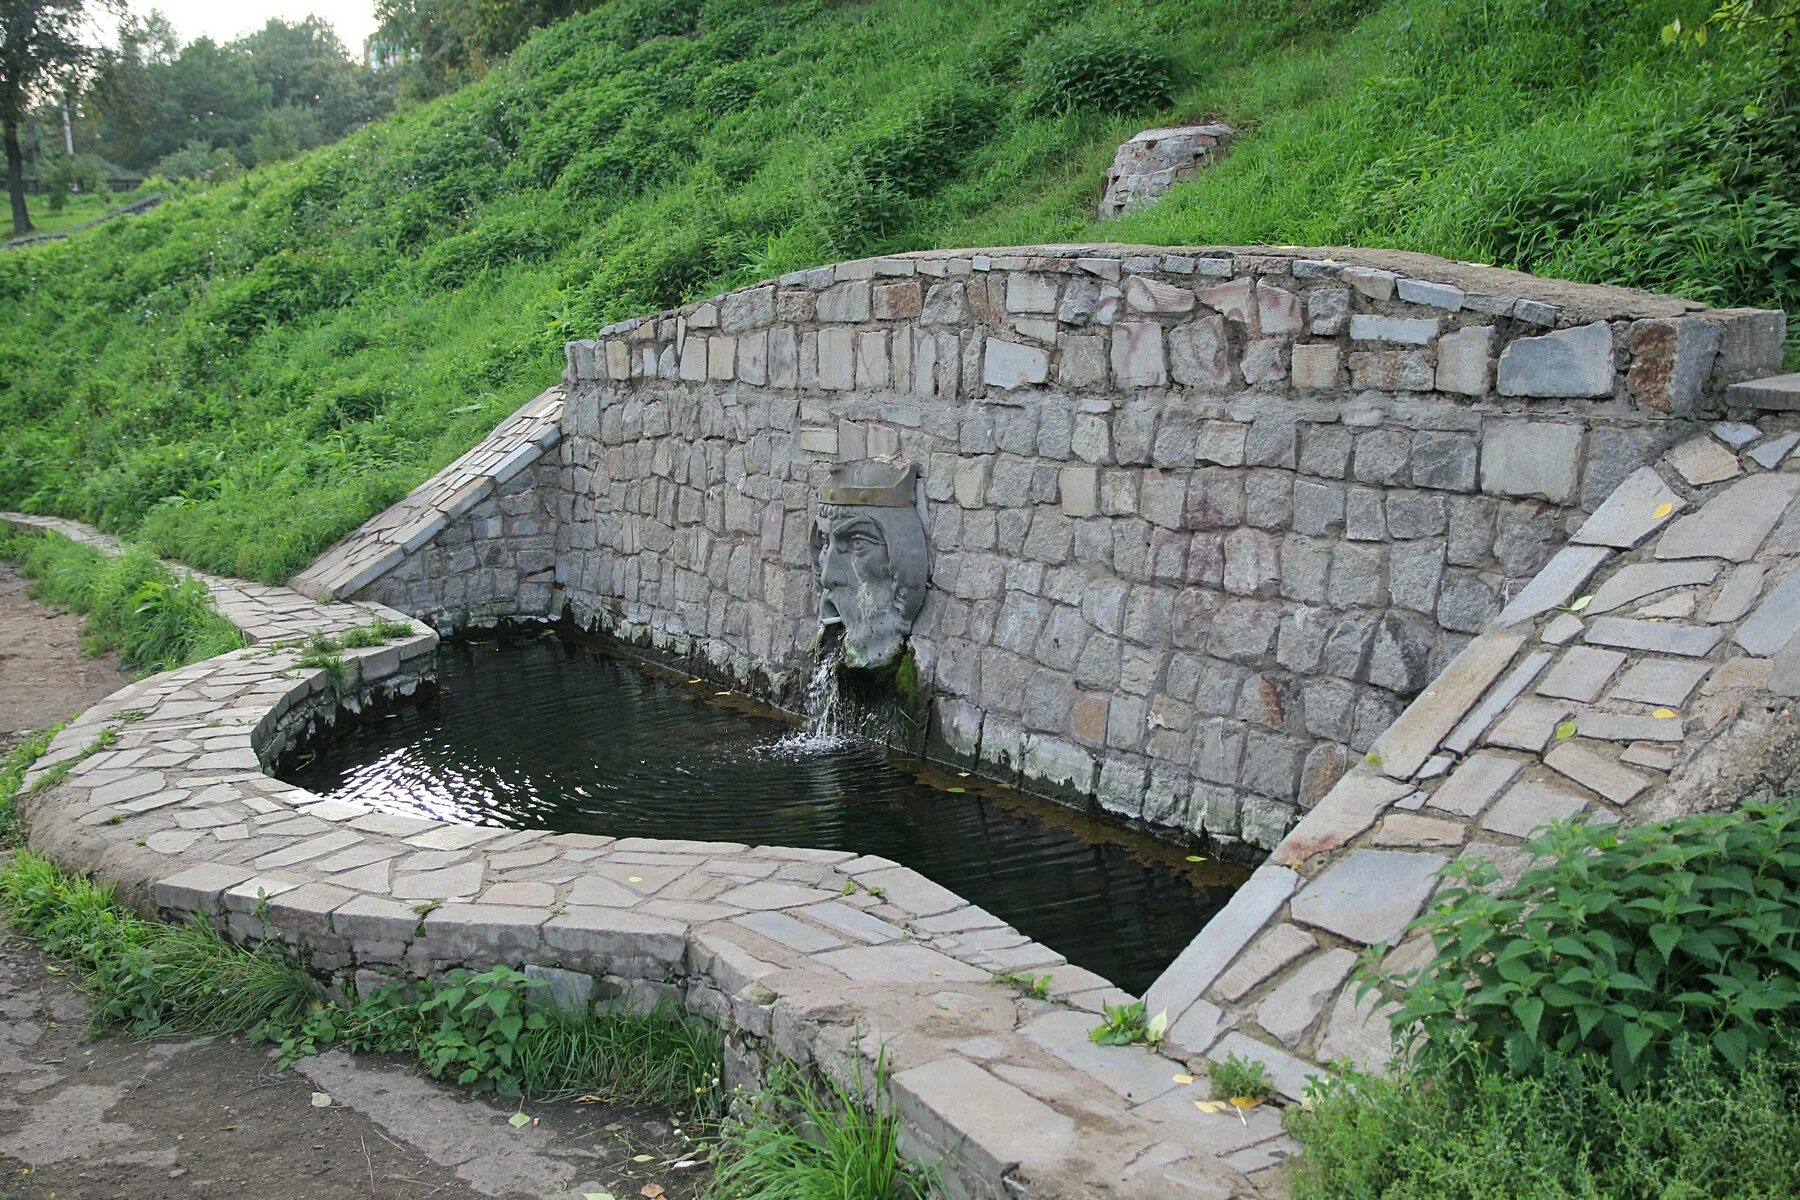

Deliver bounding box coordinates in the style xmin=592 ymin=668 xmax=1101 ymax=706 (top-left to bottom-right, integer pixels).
xmin=1024 ymin=30 xmax=1177 ymax=115
xmin=152 ymin=139 xmax=244 ymax=182
xmin=1209 ymin=1052 xmax=1272 ymax=1100
xmin=1288 ymin=1032 xmax=1800 ymax=1200
xmin=1384 ymin=799 xmax=1800 ymax=1089
xmin=42 ymin=155 xmax=112 ymax=213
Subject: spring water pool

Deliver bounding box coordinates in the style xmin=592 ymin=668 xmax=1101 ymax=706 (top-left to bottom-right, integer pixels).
xmin=281 ymin=634 xmax=1246 ymax=992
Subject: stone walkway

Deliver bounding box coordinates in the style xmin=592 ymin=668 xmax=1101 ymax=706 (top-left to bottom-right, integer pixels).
xmin=4 ymin=514 xmax=1290 ymax=1199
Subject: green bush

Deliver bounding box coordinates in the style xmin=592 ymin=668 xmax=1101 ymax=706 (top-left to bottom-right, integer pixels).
xmin=1384 ymin=799 xmax=1800 ymax=1089
xmin=1024 ymin=30 xmax=1177 ymax=115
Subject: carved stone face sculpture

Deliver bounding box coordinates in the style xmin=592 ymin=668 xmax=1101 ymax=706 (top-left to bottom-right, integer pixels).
xmin=813 ymin=458 xmax=928 ymax=669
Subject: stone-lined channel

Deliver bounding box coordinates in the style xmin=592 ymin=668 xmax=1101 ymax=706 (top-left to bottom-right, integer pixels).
xmin=280 ymin=632 xmax=1246 ymax=992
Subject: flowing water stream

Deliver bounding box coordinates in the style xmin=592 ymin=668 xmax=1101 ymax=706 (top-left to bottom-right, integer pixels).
xmin=282 ymin=633 xmax=1245 ymax=992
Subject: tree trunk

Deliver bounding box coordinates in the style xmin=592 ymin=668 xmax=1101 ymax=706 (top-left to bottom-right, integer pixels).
xmin=5 ymin=117 xmax=30 ymax=237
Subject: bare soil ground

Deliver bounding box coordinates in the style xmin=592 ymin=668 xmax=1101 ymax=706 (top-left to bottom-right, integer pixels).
xmin=0 ymin=563 xmax=707 ymax=1200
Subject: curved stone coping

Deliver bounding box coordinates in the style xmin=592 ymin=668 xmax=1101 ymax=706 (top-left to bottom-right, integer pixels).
xmin=291 ymin=387 xmax=565 ymax=602
xmin=1144 ymin=416 xmax=1800 ymax=1092
xmin=3 ymin=513 xmax=1294 ymax=1200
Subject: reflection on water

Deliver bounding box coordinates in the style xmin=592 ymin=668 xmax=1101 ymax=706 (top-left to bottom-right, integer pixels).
xmin=281 ymin=634 xmax=1247 ymax=993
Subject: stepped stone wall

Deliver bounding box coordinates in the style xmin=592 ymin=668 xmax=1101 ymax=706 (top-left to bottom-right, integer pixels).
xmin=295 ymin=244 xmax=1788 ymax=852
xmin=549 ymin=245 xmax=1783 ymax=850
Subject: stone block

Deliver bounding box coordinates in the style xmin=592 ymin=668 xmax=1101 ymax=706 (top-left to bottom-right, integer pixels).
xmin=1257 ymin=947 xmax=1357 ymax=1047
xmin=1496 ymin=321 xmax=1614 ymax=397
xmin=1124 ymin=275 xmax=1196 ymax=314
xmin=1627 ymin=317 xmax=1722 ymax=413
xmin=1480 ymin=421 xmax=1582 ymax=504
xmin=1291 ymin=343 xmax=1341 ymax=390
xmin=1656 ymin=474 xmax=1800 ymax=562
xmin=1482 ymin=779 xmax=1586 ymax=838
xmin=543 ymin=908 xmax=686 ymax=969
xmin=1143 ymin=864 xmax=1298 ymax=1023
xmin=1396 ymin=277 xmax=1464 ymax=310
xmin=1435 ymin=325 xmax=1494 ymax=395
xmin=983 ymin=337 xmax=1048 ymax=389
xmin=817 ymin=327 xmax=855 ymax=390
xmin=1349 ymin=314 xmax=1438 ymax=345
xmin=1349 ymin=350 xmax=1432 ymax=391
xmin=816 ymin=280 xmax=871 ymax=322
xmin=1169 ymin=316 xmax=1233 ymax=390
xmin=1112 ymin=321 xmax=1168 ymax=387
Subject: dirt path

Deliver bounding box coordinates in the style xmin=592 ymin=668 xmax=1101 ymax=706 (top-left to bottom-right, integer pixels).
xmin=0 ymin=563 xmax=708 ymax=1200
xmin=0 ymin=563 xmax=131 ymax=756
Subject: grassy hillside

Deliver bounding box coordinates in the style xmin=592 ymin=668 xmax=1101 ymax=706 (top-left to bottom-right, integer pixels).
xmin=0 ymin=0 xmax=1792 ymax=584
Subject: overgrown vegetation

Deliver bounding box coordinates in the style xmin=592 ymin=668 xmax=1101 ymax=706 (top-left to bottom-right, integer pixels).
xmin=0 ymin=0 xmax=1792 ymax=584
xmin=1289 ymin=799 xmax=1800 ymax=1199
xmin=0 ymin=848 xmax=933 ymax=1198
xmin=0 ymin=528 xmax=244 ymax=672
xmin=0 ymin=724 xmax=61 ymax=842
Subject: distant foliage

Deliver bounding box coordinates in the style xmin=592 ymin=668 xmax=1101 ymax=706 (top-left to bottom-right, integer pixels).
xmin=1024 ymin=30 xmax=1177 ymax=115
xmin=1384 ymin=799 xmax=1800 ymax=1089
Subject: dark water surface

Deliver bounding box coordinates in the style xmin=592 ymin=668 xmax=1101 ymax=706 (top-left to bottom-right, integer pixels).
xmin=282 ymin=635 xmax=1246 ymax=992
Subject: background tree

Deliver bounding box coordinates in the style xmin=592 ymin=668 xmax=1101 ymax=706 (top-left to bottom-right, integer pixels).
xmin=0 ymin=0 xmax=109 ymax=234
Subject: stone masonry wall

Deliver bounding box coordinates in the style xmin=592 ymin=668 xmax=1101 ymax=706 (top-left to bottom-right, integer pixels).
xmin=548 ymin=245 xmax=1786 ymax=852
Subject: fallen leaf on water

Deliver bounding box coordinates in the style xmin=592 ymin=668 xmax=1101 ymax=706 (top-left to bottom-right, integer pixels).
xmin=628 ymin=876 xmax=644 ymax=883
xmin=1653 ymin=501 xmax=1675 ymax=519
xmin=1568 ymin=594 xmax=1593 ymax=612
xmin=946 ymin=786 xmax=965 ymax=793
xmin=1653 ymin=707 xmax=1678 ymax=719
xmin=1555 ymin=718 xmax=1578 ymax=740
xmin=631 ymin=1155 xmax=654 ymax=1163
xmin=1185 ymin=854 xmax=1206 ymax=863
xmin=957 ymin=771 xmax=970 ymax=777
xmin=714 ymin=691 xmax=731 ymax=697
xmin=686 ymin=678 xmax=701 ymax=684
xmin=1230 ymin=1096 xmax=1264 ymax=1110
xmin=1172 ymin=1074 xmax=1195 ymax=1085
xmin=310 ymin=1092 xmax=332 ymax=1108
xmin=672 ymin=1160 xmax=698 ymax=1169
xmin=508 ymin=1112 xmax=532 ymax=1128
xmin=641 ymin=1185 xmax=665 ymax=1199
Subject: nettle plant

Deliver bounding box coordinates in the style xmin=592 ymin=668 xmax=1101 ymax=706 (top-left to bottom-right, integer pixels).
xmin=1382 ymin=799 xmax=1800 ymax=1089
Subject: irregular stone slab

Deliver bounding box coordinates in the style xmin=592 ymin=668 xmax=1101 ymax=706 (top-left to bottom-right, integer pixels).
xmin=1768 ymin=636 xmax=1800 ymax=698
xmin=716 ymin=880 xmax=840 ymax=909
xmin=891 ymin=1058 xmax=1075 ymax=1183
xmin=1019 ymin=1010 xmax=1178 ymax=1102
xmin=391 ymin=861 xmax=485 ymax=901
xmin=1621 ymin=742 xmax=1678 ymax=771
xmin=1749 ymin=430 xmax=1800 ymax=469
xmin=1571 ymin=467 xmax=1685 ymax=549
xmin=565 ymin=875 xmax=642 ymax=908
xmin=983 ymin=338 xmax=1049 ymax=389
xmin=1588 ymin=560 xmax=1720 ymax=616
xmin=542 ymin=907 xmax=685 ymax=966
xmin=732 ymin=910 xmax=844 ymax=954
xmin=1545 ymin=742 xmax=1653 ymax=805
xmin=1727 ymin=372 xmax=1800 ymax=410
xmin=1289 ymin=850 xmax=1449 ymax=945
xmin=1485 ymin=698 xmax=1570 ymax=753
xmin=1256 ymin=948 xmax=1358 ymax=1048
xmin=853 ymin=867 xmax=965 ymax=917
xmin=1736 ymin=566 xmax=1800 ymax=657
xmin=1706 ymin=564 xmax=1767 ymax=624
xmin=1609 ymin=658 xmax=1710 ymax=706
xmin=1368 ymin=631 xmax=1527 ymax=779
xmin=1215 ymin=924 xmax=1318 ymax=1003
xmin=1577 ymin=712 xmax=1684 ymax=743
xmin=1496 ymin=321 xmax=1613 ymax=397
xmin=1144 ymin=865 xmax=1299 ymax=1031
xmin=1314 ymin=985 xmax=1397 ymax=1074
xmin=1373 ymin=813 xmax=1468 ymax=847
xmin=1585 ymin=616 xmax=1723 ymax=657
xmin=1482 ymin=779 xmax=1586 ymax=838
xmin=1542 ymin=613 xmax=1584 ymax=645
xmin=1348 ymin=314 xmax=1437 ymax=344
xmin=1442 ymin=650 xmax=1553 ymax=754
xmin=798 ymin=901 xmax=903 ymax=944
xmin=1536 ymin=647 xmax=1627 ymax=703
xmin=1494 ymin=546 xmax=1610 ymax=627
xmin=1272 ymin=773 xmax=1414 ymax=867
xmin=1656 ymin=474 xmax=1800 ymax=562
xmin=1711 ymin=420 xmax=1764 ymax=449
xmin=1664 ymin=436 xmax=1742 ymax=486
xmin=1427 ymin=753 xmax=1523 ymax=817
xmin=153 ymin=862 xmax=256 ymax=915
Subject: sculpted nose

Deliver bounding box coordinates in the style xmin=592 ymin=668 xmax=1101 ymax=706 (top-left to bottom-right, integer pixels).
xmin=820 ymin=545 xmax=851 ymax=588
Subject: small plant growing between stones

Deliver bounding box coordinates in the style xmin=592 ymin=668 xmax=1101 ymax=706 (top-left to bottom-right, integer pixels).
xmin=1210 ymin=1052 xmax=1274 ymax=1102
xmin=993 ymin=970 xmax=1054 ymax=999
xmin=1089 ymin=999 xmax=1167 ymax=1046
xmin=295 ymin=632 xmax=350 ymax=694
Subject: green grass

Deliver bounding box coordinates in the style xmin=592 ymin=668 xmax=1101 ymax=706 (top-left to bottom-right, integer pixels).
xmin=1287 ymin=1033 xmax=1800 ymax=1199
xmin=0 ymin=724 xmax=61 ymax=842
xmin=0 ymin=0 xmax=1792 ymax=586
xmin=0 ymin=527 xmax=245 ymax=673
xmin=709 ymin=1053 xmax=936 ymax=1200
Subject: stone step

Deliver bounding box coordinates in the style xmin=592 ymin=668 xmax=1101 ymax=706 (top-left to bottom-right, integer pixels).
xmin=1727 ymin=372 xmax=1800 ymax=411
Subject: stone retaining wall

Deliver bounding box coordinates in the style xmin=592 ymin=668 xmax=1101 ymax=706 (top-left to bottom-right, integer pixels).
xmin=548 ymin=246 xmax=1783 ymax=851
xmin=296 ymin=245 xmax=1787 ymax=854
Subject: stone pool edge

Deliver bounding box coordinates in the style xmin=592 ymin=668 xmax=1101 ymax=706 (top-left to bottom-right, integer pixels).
xmin=3 ymin=513 xmax=1285 ymax=1200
